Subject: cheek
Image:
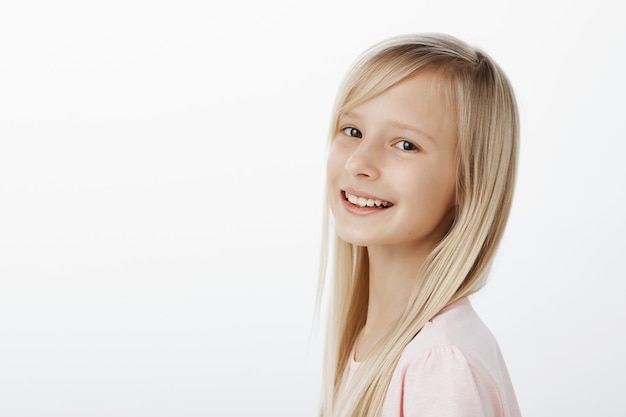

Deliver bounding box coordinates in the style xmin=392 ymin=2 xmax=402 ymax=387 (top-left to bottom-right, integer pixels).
xmin=407 ymin=164 xmax=456 ymax=214
xmin=326 ymin=140 xmax=345 ymax=185
xmin=423 ymin=172 xmax=455 ymax=206
xmin=437 ymin=163 xmax=457 ymax=209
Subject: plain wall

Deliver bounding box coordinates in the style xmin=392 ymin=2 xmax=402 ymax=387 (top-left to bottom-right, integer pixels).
xmin=1 ymin=0 xmax=624 ymax=416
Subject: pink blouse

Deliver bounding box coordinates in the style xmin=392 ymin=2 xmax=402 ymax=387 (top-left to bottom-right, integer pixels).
xmin=347 ymin=298 xmax=521 ymax=417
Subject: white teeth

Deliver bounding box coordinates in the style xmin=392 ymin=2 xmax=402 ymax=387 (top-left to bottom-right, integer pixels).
xmin=344 ymin=191 xmax=390 ymax=208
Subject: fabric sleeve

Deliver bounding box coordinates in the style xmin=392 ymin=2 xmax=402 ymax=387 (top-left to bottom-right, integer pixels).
xmin=400 ymin=346 xmax=505 ymax=417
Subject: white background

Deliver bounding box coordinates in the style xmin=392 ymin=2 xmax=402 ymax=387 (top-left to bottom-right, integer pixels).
xmin=1 ymin=0 xmax=624 ymax=416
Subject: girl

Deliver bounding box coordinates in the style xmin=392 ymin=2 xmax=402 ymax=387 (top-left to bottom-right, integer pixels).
xmin=318 ymin=34 xmax=521 ymax=417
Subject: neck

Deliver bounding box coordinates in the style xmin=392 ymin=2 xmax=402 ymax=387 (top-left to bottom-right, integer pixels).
xmin=354 ymin=243 xmax=431 ymax=360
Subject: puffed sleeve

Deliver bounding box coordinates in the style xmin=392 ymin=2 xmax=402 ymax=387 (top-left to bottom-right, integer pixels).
xmin=400 ymin=346 xmax=505 ymax=417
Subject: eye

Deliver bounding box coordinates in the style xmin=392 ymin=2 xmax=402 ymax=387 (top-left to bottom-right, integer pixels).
xmin=394 ymin=140 xmax=419 ymax=152
xmin=342 ymin=127 xmax=362 ymax=138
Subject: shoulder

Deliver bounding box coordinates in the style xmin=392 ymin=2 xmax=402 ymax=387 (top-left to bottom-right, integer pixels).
xmin=380 ymin=298 xmax=521 ymax=417
xmin=402 ymin=297 xmax=501 ymax=363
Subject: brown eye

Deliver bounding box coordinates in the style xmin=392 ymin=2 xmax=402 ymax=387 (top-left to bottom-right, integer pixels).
xmin=394 ymin=140 xmax=419 ymax=152
xmin=343 ymin=127 xmax=362 ymax=138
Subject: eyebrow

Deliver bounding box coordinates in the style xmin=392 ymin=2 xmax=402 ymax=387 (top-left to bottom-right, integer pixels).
xmin=341 ymin=111 xmax=435 ymax=142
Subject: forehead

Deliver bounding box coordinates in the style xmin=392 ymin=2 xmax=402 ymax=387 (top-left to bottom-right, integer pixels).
xmin=343 ymin=62 xmax=456 ymax=109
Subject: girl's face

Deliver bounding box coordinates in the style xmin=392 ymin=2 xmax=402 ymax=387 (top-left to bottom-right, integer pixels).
xmin=326 ymin=71 xmax=458 ymax=253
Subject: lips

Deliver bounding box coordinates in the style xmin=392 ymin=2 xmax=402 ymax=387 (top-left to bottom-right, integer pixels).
xmin=343 ymin=190 xmax=392 ymax=208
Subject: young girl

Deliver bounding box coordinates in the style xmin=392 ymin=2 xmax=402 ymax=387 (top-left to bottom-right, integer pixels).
xmin=318 ymin=34 xmax=521 ymax=417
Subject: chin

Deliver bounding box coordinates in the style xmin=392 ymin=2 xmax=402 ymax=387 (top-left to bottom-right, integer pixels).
xmin=334 ymin=229 xmax=377 ymax=247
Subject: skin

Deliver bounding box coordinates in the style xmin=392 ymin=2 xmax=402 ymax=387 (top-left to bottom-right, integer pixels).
xmin=326 ymin=70 xmax=458 ymax=361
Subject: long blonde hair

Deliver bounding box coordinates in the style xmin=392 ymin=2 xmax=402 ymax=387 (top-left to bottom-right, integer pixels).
xmin=317 ymin=34 xmax=519 ymax=417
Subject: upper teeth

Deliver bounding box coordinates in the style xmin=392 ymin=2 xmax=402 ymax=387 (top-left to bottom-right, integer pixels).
xmin=345 ymin=191 xmax=390 ymax=208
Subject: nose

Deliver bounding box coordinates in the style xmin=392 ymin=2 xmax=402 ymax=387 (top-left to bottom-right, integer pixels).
xmin=345 ymin=140 xmax=381 ymax=180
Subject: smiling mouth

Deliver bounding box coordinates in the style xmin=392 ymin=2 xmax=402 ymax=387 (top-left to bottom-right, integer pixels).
xmin=344 ymin=191 xmax=393 ymax=208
